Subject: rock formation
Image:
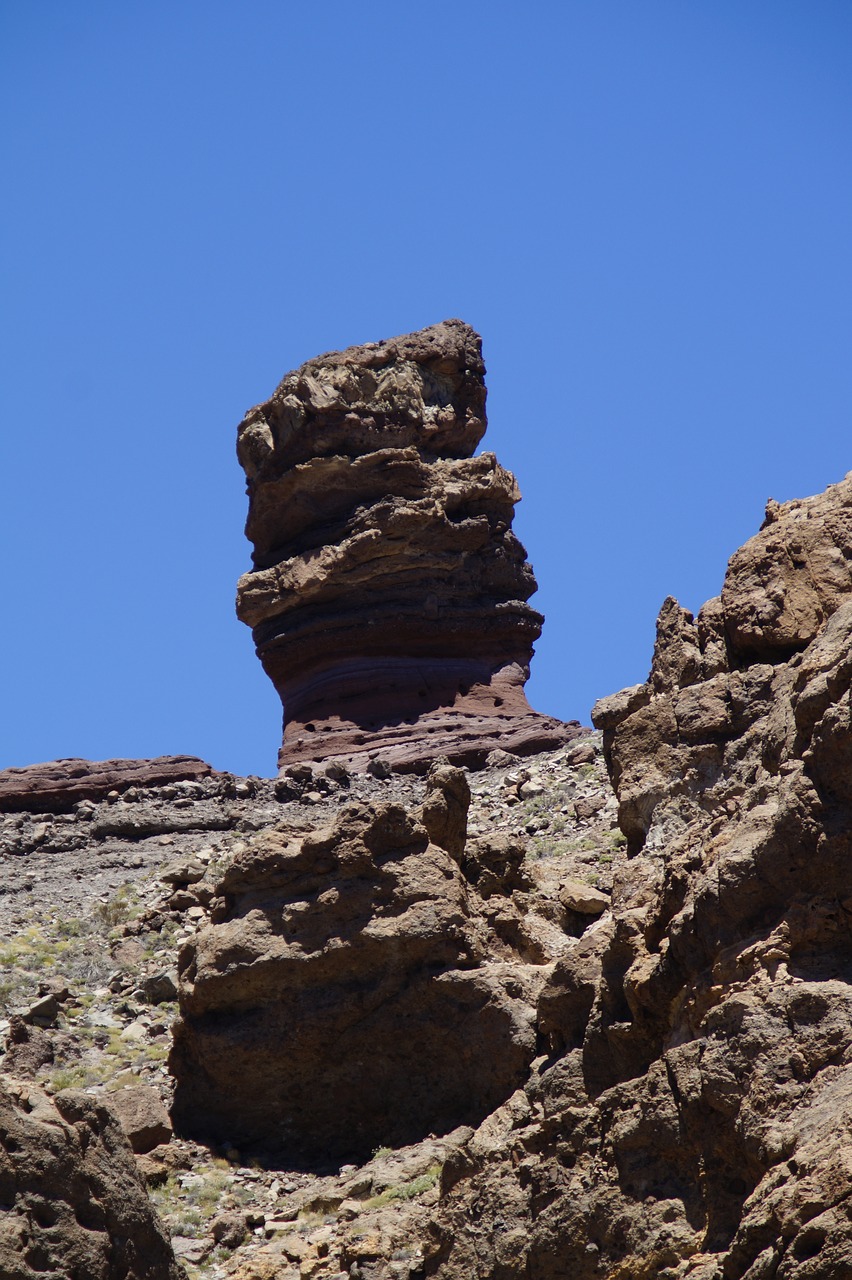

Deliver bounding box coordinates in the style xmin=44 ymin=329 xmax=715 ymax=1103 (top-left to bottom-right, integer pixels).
xmin=8 ymin=332 xmax=852 ymax=1277
xmin=0 ymin=1076 xmax=183 ymax=1280
xmin=235 ymin=319 xmax=575 ymax=773
xmin=0 ymin=755 xmax=215 ymax=813
xmin=420 ymin=472 xmax=852 ymax=1278
xmin=170 ymin=766 xmax=550 ymax=1166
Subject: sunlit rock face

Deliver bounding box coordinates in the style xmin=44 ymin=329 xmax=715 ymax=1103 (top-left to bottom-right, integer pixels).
xmin=235 ymin=319 xmax=575 ymax=773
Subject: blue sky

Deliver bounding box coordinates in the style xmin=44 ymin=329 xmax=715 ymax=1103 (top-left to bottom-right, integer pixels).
xmin=2 ymin=2 xmax=851 ymax=776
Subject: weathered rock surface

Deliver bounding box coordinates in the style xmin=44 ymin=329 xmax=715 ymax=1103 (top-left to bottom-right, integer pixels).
xmin=235 ymin=319 xmax=576 ymax=773
xmin=0 ymin=1076 xmax=183 ymax=1280
xmin=418 ymin=471 xmax=852 ymax=1279
xmin=170 ymin=767 xmax=550 ymax=1165
xmin=0 ymin=755 xmax=216 ymax=813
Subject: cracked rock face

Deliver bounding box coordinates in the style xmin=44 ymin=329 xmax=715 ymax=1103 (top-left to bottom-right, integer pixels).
xmin=235 ymin=319 xmax=574 ymax=773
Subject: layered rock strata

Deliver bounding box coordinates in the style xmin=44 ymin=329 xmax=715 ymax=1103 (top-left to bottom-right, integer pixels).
xmin=0 ymin=755 xmax=215 ymax=813
xmin=420 ymin=472 xmax=852 ymax=1278
xmin=0 ymin=1076 xmax=183 ymax=1280
xmin=235 ymin=319 xmax=575 ymax=772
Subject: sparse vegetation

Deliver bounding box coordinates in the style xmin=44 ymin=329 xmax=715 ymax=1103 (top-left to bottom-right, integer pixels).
xmin=93 ymin=885 xmax=134 ymax=930
xmin=365 ymin=1164 xmax=441 ymax=1208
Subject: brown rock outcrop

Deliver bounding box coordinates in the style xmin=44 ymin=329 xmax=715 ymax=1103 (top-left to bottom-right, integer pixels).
xmin=0 ymin=755 xmax=215 ymax=813
xmin=235 ymin=319 xmax=576 ymax=773
xmin=0 ymin=1076 xmax=183 ymax=1280
xmin=169 ymin=771 xmax=547 ymax=1166
xmin=420 ymin=472 xmax=852 ymax=1279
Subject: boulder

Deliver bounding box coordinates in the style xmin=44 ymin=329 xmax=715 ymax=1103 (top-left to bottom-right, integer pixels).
xmin=557 ymin=879 xmax=610 ymax=915
xmin=170 ymin=796 xmax=543 ymax=1165
xmin=107 ymin=1085 xmax=173 ymax=1154
xmin=721 ymin=474 xmax=852 ymax=657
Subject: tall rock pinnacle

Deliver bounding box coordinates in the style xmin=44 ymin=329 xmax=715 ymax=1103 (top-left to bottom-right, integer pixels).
xmin=235 ymin=320 xmax=575 ymax=771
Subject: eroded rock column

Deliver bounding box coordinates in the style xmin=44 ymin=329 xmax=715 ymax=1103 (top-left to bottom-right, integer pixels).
xmin=235 ymin=319 xmax=574 ymax=772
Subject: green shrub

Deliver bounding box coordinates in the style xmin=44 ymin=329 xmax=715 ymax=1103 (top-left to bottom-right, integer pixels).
xmin=365 ymin=1165 xmax=441 ymax=1208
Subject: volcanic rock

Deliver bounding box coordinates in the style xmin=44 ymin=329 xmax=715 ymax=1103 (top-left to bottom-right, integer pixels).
xmin=0 ymin=1076 xmax=183 ymax=1279
xmin=235 ymin=319 xmax=577 ymax=773
xmin=170 ymin=780 xmax=545 ymax=1166
xmin=0 ymin=755 xmax=215 ymax=814
xmin=421 ymin=471 xmax=852 ymax=1279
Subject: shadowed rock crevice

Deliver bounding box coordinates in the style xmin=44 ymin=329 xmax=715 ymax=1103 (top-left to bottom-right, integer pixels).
xmin=235 ymin=320 xmax=577 ymax=773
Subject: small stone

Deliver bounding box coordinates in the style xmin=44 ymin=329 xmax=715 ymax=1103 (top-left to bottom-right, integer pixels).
xmin=120 ymin=1021 xmax=148 ymax=1043
xmin=559 ymin=880 xmax=610 ymax=916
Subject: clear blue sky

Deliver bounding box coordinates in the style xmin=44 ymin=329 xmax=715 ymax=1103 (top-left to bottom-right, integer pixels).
xmin=2 ymin=2 xmax=851 ymax=777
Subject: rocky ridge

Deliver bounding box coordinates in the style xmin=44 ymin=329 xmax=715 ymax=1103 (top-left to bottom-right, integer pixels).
xmin=235 ymin=320 xmax=575 ymax=773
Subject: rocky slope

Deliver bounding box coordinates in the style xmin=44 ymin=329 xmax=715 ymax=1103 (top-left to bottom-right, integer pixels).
xmin=235 ymin=320 xmax=575 ymax=772
xmin=0 ymin=738 xmax=618 ymax=1278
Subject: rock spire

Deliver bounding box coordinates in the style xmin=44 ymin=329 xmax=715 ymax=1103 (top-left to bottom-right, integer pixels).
xmin=235 ymin=319 xmax=574 ymax=772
